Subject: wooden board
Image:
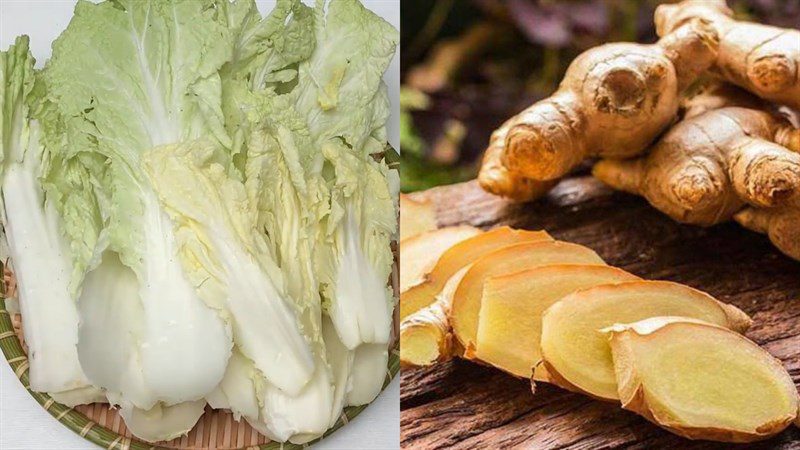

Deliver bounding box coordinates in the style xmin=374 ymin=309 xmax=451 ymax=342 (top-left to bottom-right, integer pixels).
xmin=400 ymin=177 xmax=800 ymax=450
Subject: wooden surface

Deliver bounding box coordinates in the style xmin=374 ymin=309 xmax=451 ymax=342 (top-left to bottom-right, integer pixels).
xmin=401 ymin=177 xmax=800 ymax=450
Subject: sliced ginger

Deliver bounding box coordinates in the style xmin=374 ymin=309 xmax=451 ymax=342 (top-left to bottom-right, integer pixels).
xmin=399 ymin=267 xmax=469 ymax=367
xmin=539 ymin=280 xmax=752 ymax=401
xmin=450 ymin=241 xmax=606 ymax=354
xmin=474 ymin=264 xmax=639 ymax=378
xmin=399 ymin=226 xmax=551 ymax=321
xmin=606 ymin=317 xmax=798 ymax=443
xmin=400 ymin=194 xmax=437 ymax=241
xmin=400 ymin=226 xmax=481 ymax=293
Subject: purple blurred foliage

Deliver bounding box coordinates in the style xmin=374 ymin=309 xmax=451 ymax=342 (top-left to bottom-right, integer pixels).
xmin=505 ymin=0 xmax=611 ymax=48
xmin=507 ymin=0 xmax=572 ymax=47
xmin=554 ymin=1 xmax=610 ymax=36
xmin=737 ymin=0 xmax=800 ymax=28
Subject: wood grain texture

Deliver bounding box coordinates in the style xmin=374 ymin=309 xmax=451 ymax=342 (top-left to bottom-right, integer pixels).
xmin=401 ymin=177 xmax=800 ymax=450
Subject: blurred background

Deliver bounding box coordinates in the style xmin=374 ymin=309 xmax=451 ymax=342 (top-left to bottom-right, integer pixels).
xmin=399 ymin=0 xmax=800 ymax=193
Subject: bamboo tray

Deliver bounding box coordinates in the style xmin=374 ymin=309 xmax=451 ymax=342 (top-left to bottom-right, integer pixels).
xmin=0 ymin=255 xmax=399 ymax=450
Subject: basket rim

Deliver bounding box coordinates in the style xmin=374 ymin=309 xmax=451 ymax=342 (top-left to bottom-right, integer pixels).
xmin=0 ymin=260 xmax=400 ymax=450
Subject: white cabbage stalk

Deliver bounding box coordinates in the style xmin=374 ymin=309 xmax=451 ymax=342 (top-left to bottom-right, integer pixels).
xmin=49 ymin=386 xmax=107 ymax=408
xmin=258 ymin=354 xmax=335 ymax=444
xmin=346 ymin=343 xmax=389 ymax=406
xmin=41 ymin=0 xmax=237 ymax=406
xmin=204 ymin=387 xmax=230 ymax=412
xmin=138 ymin=196 xmax=231 ymax=405
xmin=144 ymin=140 xmax=315 ymax=395
xmin=323 ymin=315 xmax=354 ymax=427
xmin=79 ymin=250 xmax=213 ymax=442
xmin=2 ymin=123 xmax=90 ymax=394
xmin=77 ymin=251 xmax=156 ymax=410
xmin=211 ymin=346 xmax=334 ymax=444
xmin=207 ymin=226 xmax=314 ymax=395
xmin=329 ymin=207 xmax=392 ymax=349
xmin=207 ymin=349 xmax=260 ymax=421
xmin=119 ymin=399 xmax=207 ymax=443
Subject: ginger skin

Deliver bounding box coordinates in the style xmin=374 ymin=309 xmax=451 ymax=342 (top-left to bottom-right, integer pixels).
xmin=480 ymin=18 xmax=719 ymax=197
xmin=593 ymin=106 xmax=800 ymax=226
xmin=735 ymin=207 xmax=800 ymax=261
xmin=478 ymin=119 xmax=556 ymax=201
xmin=656 ymin=0 xmax=800 ymax=109
xmin=399 ymin=267 xmax=469 ymax=367
xmin=679 ymin=81 xmax=767 ymax=120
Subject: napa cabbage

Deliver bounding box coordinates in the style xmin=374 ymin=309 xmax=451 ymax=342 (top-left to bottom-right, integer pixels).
xmin=0 ymin=0 xmax=397 ymax=443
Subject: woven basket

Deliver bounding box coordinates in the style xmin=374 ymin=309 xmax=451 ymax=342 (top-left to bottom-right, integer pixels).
xmin=0 ymin=203 xmax=401 ymax=450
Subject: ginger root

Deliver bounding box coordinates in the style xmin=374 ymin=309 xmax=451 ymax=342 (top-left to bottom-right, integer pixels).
xmin=450 ymin=241 xmax=606 ymax=355
xmin=474 ymin=264 xmax=639 ymax=378
xmin=679 ymin=81 xmax=766 ymax=120
xmin=400 ymin=194 xmax=437 ymax=241
xmin=593 ymin=106 xmax=800 ymax=226
xmin=478 ymin=119 xmax=557 ymax=202
xmin=606 ymin=317 xmax=798 ymax=443
xmin=735 ymin=207 xmax=800 ymax=261
xmin=400 ymin=226 xmax=551 ymax=321
xmin=400 ymin=226 xmax=481 ymax=293
xmin=479 ymin=17 xmax=719 ymax=199
xmin=655 ymin=0 xmax=800 ymax=109
xmin=399 ymin=267 xmax=468 ymax=367
xmin=539 ymin=280 xmax=752 ymax=401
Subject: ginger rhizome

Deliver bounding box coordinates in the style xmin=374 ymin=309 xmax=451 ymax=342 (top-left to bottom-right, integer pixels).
xmin=479 ymin=0 xmax=800 ymax=207
xmin=478 ymin=119 xmax=557 ymax=202
xmin=400 ymin=227 xmax=551 ymax=321
xmin=399 ymin=267 xmax=468 ymax=367
xmin=538 ymin=280 xmax=751 ymax=401
xmin=478 ymin=18 xmax=719 ymax=200
xmin=655 ymin=0 xmax=800 ymax=109
xmin=450 ymin=241 xmax=605 ymax=355
xmin=734 ymin=207 xmax=800 ymax=261
xmin=593 ymin=106 xmax=800 ymax=226
xmin=606 ymin=317 xmax=798 ymax=443
xmin=678 ymin=81 xmax=767 ymax=120
xmin=474 ymin=264 xmax=639 ymax=378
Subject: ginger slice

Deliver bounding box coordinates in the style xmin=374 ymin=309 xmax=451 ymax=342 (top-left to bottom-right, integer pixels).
xmin=400 ymin=194 xmax=437 ymax=241
xmin=539 ymin=280 xmax=752 ymax=401
xmin=606 ymin=317 xmax=798 ymax=443
xmin=399 ymin=267 xmax=469 ymax=367
xmin=400 ymin=226 xmax=481 ymax=293
xmin=399 ymin=226 xmax=551 ymax=321
xmin=474 ymin=264 xmax=639 ymax=378
xmin=451 ymin=241 xmax=606 ymax=355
